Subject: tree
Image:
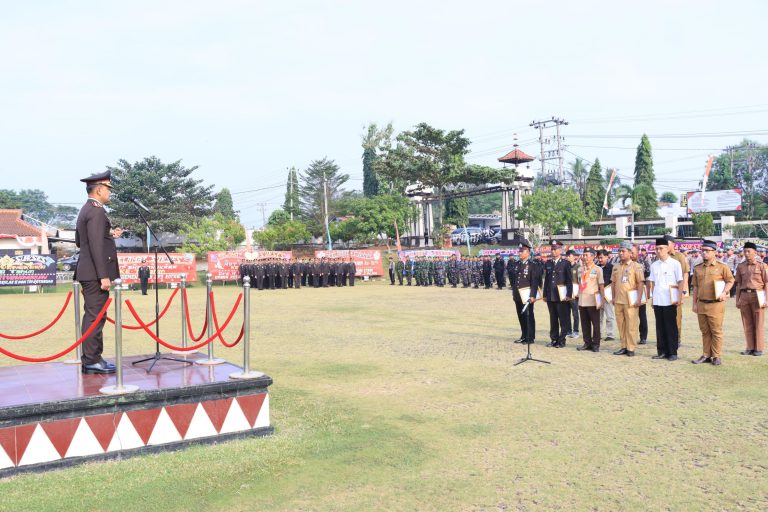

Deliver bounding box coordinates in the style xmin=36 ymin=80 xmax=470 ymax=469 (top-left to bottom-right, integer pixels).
xmin=107 ymin=157 xmax=215 ymax=244
xmin=659 ymin=191 xmax=678 ymax=204
xmin=517 ymin=186 xmax=589 ymax=241
xmin=299 ymin=158 xmax=349 ymax=242
xmin=361 ymin=123 xmax=393 ymax=197
xmin=283 ymin=167 xmax=300 ymax=219
xmin=443 ymin=197 xmax=469 ymax=226
xmin=376 ymin=122 xmax=515 ymax=225
xmin=179 ymin=213 xmax=245 ymax=257
xmin=633 ymin=134 xmax=658 ymax=218
xmin=692 ymin=212 xmax=715 ymax=237
xmin=467 ymin=192 xmax=501 ymax=214
xmin=584 ymin=158 xmax=606 ymax=221
xmin=267 ymin=209 xmax=290 ymax=226
xmin=616 ymin=182 xmax=658 ymax=221
xmin=331 ymin=194 xmax=416 ymax=244
xmin=212 ymin=188 xmax=237 ymax=220
xmin=253 ymin=220 xmax=311 ymax=250
xmin=706 ymin=140 xmax=768 ymax=219
xmin=568 ymin=158 xmax=589 ymax=202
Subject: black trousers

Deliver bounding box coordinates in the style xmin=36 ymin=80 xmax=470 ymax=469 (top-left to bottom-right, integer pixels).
xmin=80 ymin=280 xmax=109 ymax=365
xmin=389 ymin=269 xmax=395 ymax=285
xmin=483 ymin=271 xmax=492 ymax=288
xmin=639 ymin=304 xmax=648 ymax=340
xmin=653 ymin=305 xmax=679 ymax=356
xmin=312 ymin=274 xmax=320 ymax=287
xmin=579 ymin=306 xmax=601 ymax=348
xmin=547 ymin=300 xmax=571 ymax=343
xmin=140 ymin=278 xmax=148 ymax=295
xmin=570 ymin=301 xmax=580 ymax=332
xmin=495 ymin=271 xmax=505 ymax=289
xmin=349 ymin=274 xmax=355 ymax=286
xmin=515 ymin=299 xmax=536 ymax=342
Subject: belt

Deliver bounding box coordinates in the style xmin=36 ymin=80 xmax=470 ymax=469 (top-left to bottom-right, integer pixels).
xmin=699 ymin=299 xmax=718 ymax=304
xmin=742 ymin=289 xmax=756 ymax=293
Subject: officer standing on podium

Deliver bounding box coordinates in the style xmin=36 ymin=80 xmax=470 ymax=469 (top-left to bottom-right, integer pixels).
xmin=74 ymin=171 xmax=121 ymax=374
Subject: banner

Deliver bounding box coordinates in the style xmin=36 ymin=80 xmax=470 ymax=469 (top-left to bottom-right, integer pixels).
xmin=636 ymin=240 xmax=722 ymax=253
xmin=207 ymin=251 xmax=294 ymax=280
xmin=0 ymin=249 xmax=57 ymax=287
xmin=118 ymin=253 xmax=197 ymax=285
xmin=687 ymin=189 xmax=742 ymax=213
xmin=397 ymin=249 xmax=461 ymax=262
xmin=314 ymin=249 xmax=384 ymax=276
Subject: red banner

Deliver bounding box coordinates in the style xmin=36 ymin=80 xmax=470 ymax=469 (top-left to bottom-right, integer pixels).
xmin=314 ymin=249 xmax=384 ymax=276
xmin=207 ymin=251 xmax=293 ymax=280
xmin=397 ymin=249 xmax=461 ymax=261
xmin=118 ymin=253 xmax=197 ymax=284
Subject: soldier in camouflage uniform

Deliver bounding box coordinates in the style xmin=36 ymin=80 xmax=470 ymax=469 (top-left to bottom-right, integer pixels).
xmin=471 ymin=257 xmax=482 ymax=288
xmin=427 ymin=257 xmax=435 ymax=286
xmin=395 ymin=257 xmax=404 ymax=285
xmin=448 ymin=255 xmax=459 ymax=288
xmin=460 ymin=258 xmax=470 ymax=287
xmin=435 ymin=257 xmax=445 ymax=287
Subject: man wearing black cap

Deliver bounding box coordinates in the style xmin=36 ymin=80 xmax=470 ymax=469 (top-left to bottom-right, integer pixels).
xmin=611 ymin=242 xmax=645 ymax=356
xmin=543 ymin=240 xmax=572 ymax=348
xmin=75 ymin=171 xmax=121 ymax=374
xmin=649 ymin=238 xmax=683 ymax=361
xmin=138 ymin=259 xmax=150 ymax=295
xmin=734 ymin=242 xmax=767 ymax=356
xmin=664 ymin=235 xmax=690 ymax=338
xmin=691 ymin=240 xmax=734 ymax=366
xmin=511 ymin=240 xmax=542 ymax=345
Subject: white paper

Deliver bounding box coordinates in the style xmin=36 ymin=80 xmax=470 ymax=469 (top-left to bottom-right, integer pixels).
xmin=572 ymin=285 xmax=579 ymax=298
xmin=757 ymin=290 xmax=766 ymax=307
xmin=714 ymin=280 xmax=726 ymax=297
xmin=557 ymin=285 xmax=569 ymax=301
xmin=518 ymin=286 xmax=531 ymax=303
xmin=669 ymin=285 xmax=680 ymax=303
xmin=628 ymin=290 xmax=640 ymax=304
xmin=595 ymin=293 xmax=603 ymax=307
xmin=604 ymin=285 xmax=613 ymax=302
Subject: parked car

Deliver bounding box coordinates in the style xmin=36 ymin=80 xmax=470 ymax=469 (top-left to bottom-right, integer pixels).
xmin=59 ymin=252 xmax=79 ymax=271
xmin=451 ymin=227 xmax=482 ymax=244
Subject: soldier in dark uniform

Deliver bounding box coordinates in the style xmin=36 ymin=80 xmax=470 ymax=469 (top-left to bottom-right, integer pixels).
xmin=543 ymin=240 xmax=572 ymax=348
xmin=291 ymin=259 xmax=301 ymax=289
xmin=74 ymin=171 xmax=121 ymax=374
xmin=138 ymin=259 xmax=150 ymax=295
xmin=348 ymin=258 xmax=357 ymax=286
xmin=506 ymin=256 xmax=516 ymax=290
xmin=254 ymin=260 xmax=265 ymax=290
xmin=512 ymin=240 xmax=542 ymax=345
xmin=340 ymin=258 xmax=349 ymax=286
xmin=388 ymin=256 xmax=396 ymax=285
xmin=280 ymin=259 xmax=289 ymax=289
xmin=493 ymin=254 xmax=506 ymax=290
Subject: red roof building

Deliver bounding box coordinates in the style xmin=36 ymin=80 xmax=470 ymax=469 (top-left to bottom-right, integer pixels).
xmin=498 ymin=148 xmax=535 ymax=165
xmin=0 ymin=209 xmax=46 ymax=253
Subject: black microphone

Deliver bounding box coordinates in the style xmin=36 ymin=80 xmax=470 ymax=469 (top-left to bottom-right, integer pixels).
xmin=130 ymin=197 xmax=150 ymax=213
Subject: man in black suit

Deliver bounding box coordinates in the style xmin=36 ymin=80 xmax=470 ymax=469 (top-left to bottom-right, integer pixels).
xmin=482 ymin=255 xmax=493 ymax=289
xmin=493 ymin=254 xmax=506 ymax=290
xmin=74 ymin=171 xmax=121 ymax=374
xmin=543 ymin=241 xmax=573 ymax=348
xmin=512 ymin=240 xmax=542 ymax=345
xmin=138 ymin=259 xmax=150 ymax=295
xmin=348 ymin=258 xmax=357 ymax=286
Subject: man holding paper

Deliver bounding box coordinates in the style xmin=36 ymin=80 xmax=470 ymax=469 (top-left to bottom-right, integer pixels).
xmin=512 ymin=239 xmax=542 ymax=345
xmin=649 ymin=238 xmax=683 ymax=361
xmin=691 ymin=240 xmax=734 ymax=366
xmin=611 ymin=242 xmax=645 ymax=357
xmin=576 ymin=248 xmax=604 ymax=352
xmin=734 ymin=242 xmax=768 ymax=356
xmin=543 ymin=240 xmax=572 ymax=348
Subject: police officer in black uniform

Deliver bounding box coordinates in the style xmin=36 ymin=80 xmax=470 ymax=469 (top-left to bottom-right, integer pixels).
xmin=138 ymin=259 xmax=151 ymax=295
xmin=493 ymin=254 xmax=506 ymax=290
xmin=512 ymin=240 xmax=542 ymax=344
xmin=74 ymin=171 xmax=121 ymax=374
xmin=543 ymin=240 xmax=573 ymax=348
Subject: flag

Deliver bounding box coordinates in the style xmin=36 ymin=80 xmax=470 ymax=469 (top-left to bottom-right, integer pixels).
xmin=603 ymin=168 xmax=617 ymax=211
xmin=463 ymin=225 xmax=471 ymax=256
xmin=700 ymin=155 xmax=714 ymax=210
xmin=394 ymin=220 xmax=402 ymax=252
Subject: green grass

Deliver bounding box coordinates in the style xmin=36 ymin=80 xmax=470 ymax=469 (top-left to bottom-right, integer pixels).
xmin=0 ymin=282 xmax=767 ymax=511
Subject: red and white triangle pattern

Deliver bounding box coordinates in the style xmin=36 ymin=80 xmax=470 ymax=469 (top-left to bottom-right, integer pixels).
xmin=0 ymin=393 xmax=268 ymax=470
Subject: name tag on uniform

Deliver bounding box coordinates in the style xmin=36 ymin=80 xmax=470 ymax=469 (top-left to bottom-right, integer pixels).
xmin=621 ymin=276 xmax=629 ymax=283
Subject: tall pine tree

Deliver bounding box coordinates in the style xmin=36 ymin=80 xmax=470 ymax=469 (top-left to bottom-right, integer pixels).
xmin=283 ymin=167 xmax=300 ymax=219
xmin=361 ymin=123 xmax=393 ymax=197
xmin=633 ymin=134 xmax=658 ymax=218
xmin=299 ymin=158 xmax=349 ymax=239
xmin=584 ymin=158 xmax=606 ymax=221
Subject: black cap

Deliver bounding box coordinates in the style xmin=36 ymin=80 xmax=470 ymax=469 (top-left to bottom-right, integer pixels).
xmin=565 ymin=249 xmax=577 ymax=256
xmin=702 ymin=240 xmax=718 ymax=251
xmin=583 ymin=247 xmax=596 ymax=255
xmin=744 ymin=242 xmax=757 ymax=250
xmin=655 ymin=238 xmax=668 ymax=246
xmin=550 ymin=240 xmax=563 ymax=247
xmin=80 ymin=170 xmax=113 ymax=188
xmin=518 ymin=239 xmax=532 ymax=250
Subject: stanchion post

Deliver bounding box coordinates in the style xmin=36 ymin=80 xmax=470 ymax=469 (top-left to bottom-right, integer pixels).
xmin=197 ymin=272 xmax=224 ymax=365
xmin=100 ymin=279 xmax=139 ymax=395
xmin=230 ymin=276 xmax=263 ymax=380
xmin=64 ymin=281 xmax=82 ymax=364
xmin=173 ymin=275 xmax=189 ymax=355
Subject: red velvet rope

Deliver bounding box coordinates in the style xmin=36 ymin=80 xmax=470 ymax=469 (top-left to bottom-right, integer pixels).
xmin=0 ymin=292 xmax=73 ymax=340
xmin=183 ymin=288 xmax=208 ymax=341
xmin=106 ymin=287 xmax=179 ymax=329
xmin=209 ymin=292 xmax=245 ymax=347
xmin=124 ymin=293 xmax=242 ymax=352
xmin=0 ymin=298 xmax=112 ymax=362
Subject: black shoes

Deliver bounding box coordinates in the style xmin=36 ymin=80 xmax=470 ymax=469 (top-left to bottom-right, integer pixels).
xmin=513 ymin=337 xmax=524 ymax=344
xmin=740 ymin=350 xmax=754 ymax=355
xmin=604 ymin=336 xmax=615 ymax=341
xmin=692 ymin=356 xmax=712 ymax=364
xmin=638 ymin=339 xmax=648 ymax=345
xmin=652 ymin=354 xmax=666 ymax=359
xmin=591 ymin=347 xmax=600 ymax=353
xmin=753 ymin=351 xmax=764 ymax=356
xmin=626 ymin=351 xmax=635 ymax=357
xmin=546 ymin=341 xmax=558 ymax=347
xmin=613 ymin=348 xmax=628 ymax=355
xmin=82 ymin=359 xmax=116 ymax=374
xmin=576 ymin=344 xmax=590 ymax=351
xmin=521 ymin=339 xmax=534 ymax=345
xmin=667 ymin=355 xmax=678 ymax=361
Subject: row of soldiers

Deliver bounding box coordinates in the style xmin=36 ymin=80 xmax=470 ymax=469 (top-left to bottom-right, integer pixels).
xmin=238 ymin=258 xmax=357 ymax=290
xmin=388 ymin=255 xmax=510 ymax=289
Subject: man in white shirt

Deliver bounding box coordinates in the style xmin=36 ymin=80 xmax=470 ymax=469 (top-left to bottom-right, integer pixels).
xmin=649 ymin=238 xmax=684 ymax=361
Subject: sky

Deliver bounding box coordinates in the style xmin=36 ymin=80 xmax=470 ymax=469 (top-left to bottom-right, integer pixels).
xmin=1 ymin=0 xmax=767 ymax=228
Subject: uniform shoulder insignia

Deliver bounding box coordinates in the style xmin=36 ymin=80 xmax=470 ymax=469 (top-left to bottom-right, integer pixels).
xmin=91 ymin=201 xmax=102 ymax=208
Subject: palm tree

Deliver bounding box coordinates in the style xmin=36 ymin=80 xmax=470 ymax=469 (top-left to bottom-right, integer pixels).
xmin=567 ymin=158 xmax=589 ymax=201
xmin=616 ymin=183 xmax=656 ymax=241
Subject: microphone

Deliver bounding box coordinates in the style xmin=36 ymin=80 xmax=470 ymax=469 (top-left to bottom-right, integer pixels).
xmin=130 ymin=197 xmax=150 ymax=213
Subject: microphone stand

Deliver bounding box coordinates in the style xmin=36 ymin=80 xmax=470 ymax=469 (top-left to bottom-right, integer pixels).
xmin=514 ymin=299 xmax=550 ymax=366
xmin=130 ymin=204 xmax=193 ymax=373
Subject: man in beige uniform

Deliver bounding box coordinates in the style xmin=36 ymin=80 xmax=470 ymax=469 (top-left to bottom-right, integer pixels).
xmin=691 ymin=240 xmax=734 ymax=366
xmin=734 ymin=241 xmax=767 ymax=356
xmin=664 ymin=235 xmax=690 ymax=339
xmin=576 ymin=248 xmax=605 ymax=353
xmin=611 ymin=242 xmax=645 ymax=357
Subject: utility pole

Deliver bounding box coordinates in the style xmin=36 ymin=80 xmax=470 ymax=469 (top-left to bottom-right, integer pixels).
xmin=255 ymin=202 xmax=267 ymax=227
xmin=288 ymin=167 xmax=294 ymax=221
xmin=529 ymin=117 xmax=568 ymax=183
xmin=322 ymin=170 xmax=331 ymax=250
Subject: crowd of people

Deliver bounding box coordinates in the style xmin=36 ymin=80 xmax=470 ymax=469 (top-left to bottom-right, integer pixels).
xmin=237 ymin=258 xmax=357 ymax=289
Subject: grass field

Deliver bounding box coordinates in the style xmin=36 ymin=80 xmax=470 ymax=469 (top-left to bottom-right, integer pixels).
xmin=1 ymin=281 xmax=767 ymax=511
